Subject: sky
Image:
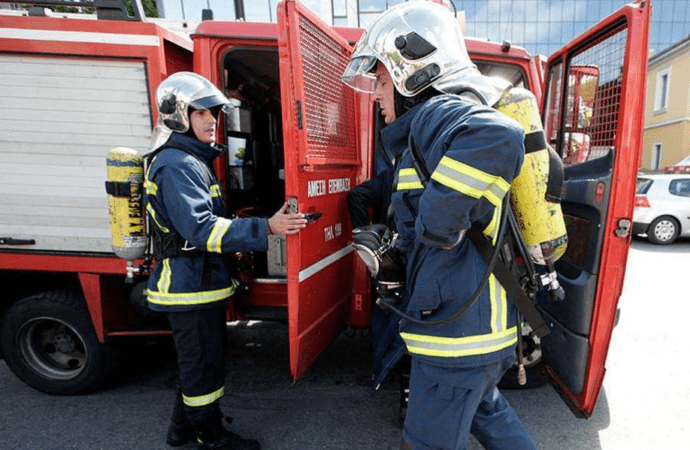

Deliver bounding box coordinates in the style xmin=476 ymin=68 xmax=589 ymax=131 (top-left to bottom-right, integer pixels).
xmin=158 ymin=0 xmax=690 ymax=57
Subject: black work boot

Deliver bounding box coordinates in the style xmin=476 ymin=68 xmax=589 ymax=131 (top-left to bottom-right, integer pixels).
xmin=167 ymin=390 xmax=193 ymax=447
xmin=192 ymin=406 xmax=260 ymax=450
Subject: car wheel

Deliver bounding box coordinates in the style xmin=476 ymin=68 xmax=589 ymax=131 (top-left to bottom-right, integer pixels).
xmin=647 ymin=216 xmax=680 ymax=245
xmin=0 ymin=290 xmax=115 ymax=395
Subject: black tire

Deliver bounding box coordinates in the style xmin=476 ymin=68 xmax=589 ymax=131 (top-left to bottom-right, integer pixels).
xmin=0 ymin=290 xmax=114 ymax=395
xmin=647 ymin=215 xmax=680 ymax=245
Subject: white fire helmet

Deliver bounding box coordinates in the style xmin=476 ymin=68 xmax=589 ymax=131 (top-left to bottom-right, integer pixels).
xmin=342 ymin=1 xmax=476 ymax=98
xmin=150 ymin=72 xmax=239 ymax=151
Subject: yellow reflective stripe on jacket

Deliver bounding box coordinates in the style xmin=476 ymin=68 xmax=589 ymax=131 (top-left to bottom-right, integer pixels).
xmin=207 ymin=217 xmax=232 ymax=253
xmin=400 ymin=326 xmax=517 ymax=358
xmin=182 ymin=386 xmax=225 ymax=408
xmin=397 ymin=168 xmax=424 ymax=190
xmin=489 ymin=274 xmax=508 ymax=334
xmin=157 ymin=258 xmax=173 ymax=294
xmin=431 ymin=156 xmax=510 ymax=207
xmin=483 ymin=205 xmax=501 ymax=243
xmin=144 ymin=163 xmax=158 ymax=195
xmin=149 ymin=269 xmax=239 ymax=306
xmin=146 ymin=203 xmax=170 ymax=233
xmin=210 ymin=184 xmax=222 ymax=198
xmin=144 ymin=179 xmax=157 ymax=196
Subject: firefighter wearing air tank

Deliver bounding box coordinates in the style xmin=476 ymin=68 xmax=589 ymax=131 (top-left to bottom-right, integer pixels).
xmin=143 ymin=72 xmax=306 ymax=450
xmin=343 ymin=2 xmax=550 ymax=449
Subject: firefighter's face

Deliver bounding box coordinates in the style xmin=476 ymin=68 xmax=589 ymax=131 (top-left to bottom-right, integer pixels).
xmin=190 ymin=109 xmax=217 ymax=144
xmin=373 ymin=63 xmax=396 ymax=124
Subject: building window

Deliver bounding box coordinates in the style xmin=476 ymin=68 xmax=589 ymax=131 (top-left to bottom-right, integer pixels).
xmin=652 ymin=142 xmax=663 ymax=171
xmin=654 ymin=67 xmax=670 ymax=112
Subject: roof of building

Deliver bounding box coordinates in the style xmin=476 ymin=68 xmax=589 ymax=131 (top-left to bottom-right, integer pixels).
xmin=649 ymin=34 xmax=690 ymax=65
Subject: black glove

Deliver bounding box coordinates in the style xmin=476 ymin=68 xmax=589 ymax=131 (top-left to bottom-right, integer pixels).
xmin=352 ymin=224 xmax=406 ymax=286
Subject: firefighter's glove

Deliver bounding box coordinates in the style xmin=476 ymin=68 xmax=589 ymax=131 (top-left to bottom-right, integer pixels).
xmin=352 ymin=224 xmax=406 ymax=286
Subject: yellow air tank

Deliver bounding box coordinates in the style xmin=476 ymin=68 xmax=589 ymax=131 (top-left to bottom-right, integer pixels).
xmin=105 ymin=147 xmax=147 ymax=282
xmin=494 ymin=88 xmax=568 ymax=271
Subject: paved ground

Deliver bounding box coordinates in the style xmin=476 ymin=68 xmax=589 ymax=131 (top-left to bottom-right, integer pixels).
xmin=1 ymin=238 xmax=689 ymax=449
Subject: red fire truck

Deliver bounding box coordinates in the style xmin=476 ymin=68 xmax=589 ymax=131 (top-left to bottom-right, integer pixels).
xmin=0 ymin=0 xmax=651 ymax=419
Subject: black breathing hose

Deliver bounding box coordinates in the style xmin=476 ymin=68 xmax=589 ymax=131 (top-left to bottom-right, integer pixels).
xmin=376 ymin=193 xmax=509 ymax=327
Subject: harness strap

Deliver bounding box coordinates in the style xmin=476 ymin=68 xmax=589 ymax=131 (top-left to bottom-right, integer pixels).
xmin=466 ymin=226 xmax=549 ymax=338
xmin=523 ymin=130 xmax=564 ymax=203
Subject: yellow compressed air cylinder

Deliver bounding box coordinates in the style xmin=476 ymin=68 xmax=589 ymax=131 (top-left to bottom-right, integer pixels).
xmin=495 ymin=88 xmax=567 ymax=266
xmin=105 ymin=147 xmax=147 ymax=264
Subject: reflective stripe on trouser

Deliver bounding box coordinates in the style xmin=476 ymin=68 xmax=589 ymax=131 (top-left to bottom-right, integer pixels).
xmin=401 ymin=356 xmax=536 ymax=450
xmin=166 ymin=304 xmax=228 ymax=422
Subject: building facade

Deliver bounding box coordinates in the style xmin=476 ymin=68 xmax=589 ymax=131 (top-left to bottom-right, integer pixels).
xmin=641 ymin=36 xmax=690 ymax=172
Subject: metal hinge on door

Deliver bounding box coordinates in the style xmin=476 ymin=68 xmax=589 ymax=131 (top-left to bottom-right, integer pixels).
xmin=614 ymin=219 xmax=631 ymax=238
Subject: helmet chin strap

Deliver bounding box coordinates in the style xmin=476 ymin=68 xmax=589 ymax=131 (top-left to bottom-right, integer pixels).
xmin=394 ymin=87 xmax=442 ymax=117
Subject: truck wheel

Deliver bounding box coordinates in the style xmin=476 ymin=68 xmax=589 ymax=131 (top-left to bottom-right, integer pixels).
xmin=0 ymin=290 xmax=114 ymax=395
xmin=647 ymin=216 xmax=680 ymax=245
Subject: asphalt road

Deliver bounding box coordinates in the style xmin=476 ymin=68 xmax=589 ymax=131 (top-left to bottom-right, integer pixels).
xmin=1 ymin=237 xmax=689 ymax=450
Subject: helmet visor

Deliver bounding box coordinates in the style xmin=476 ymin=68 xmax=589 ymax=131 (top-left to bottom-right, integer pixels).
xmin=342 ymin=55 xmax=378 ymax=93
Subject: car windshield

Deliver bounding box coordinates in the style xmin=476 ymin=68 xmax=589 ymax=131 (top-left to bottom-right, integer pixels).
xmin=636 ymin=178 xmax=653 ymax=194
xmin=675 ymin=155 xmax=690 ymax=165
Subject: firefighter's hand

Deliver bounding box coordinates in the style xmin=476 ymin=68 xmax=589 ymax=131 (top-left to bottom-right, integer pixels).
xmin=267 ymin=202 xmax=308 ymax=235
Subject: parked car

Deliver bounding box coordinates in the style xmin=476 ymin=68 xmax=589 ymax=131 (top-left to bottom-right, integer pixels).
xmin=663 ymin=155 xmax=690 ymax=174
xmin=633 ymin=174 xmax=690 ymax=244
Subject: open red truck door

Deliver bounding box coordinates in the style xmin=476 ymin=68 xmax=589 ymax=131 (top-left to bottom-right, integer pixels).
xmin=277 ymin=0 xmax=365 ymax=379
xmin=540 ymin=0 xmax=651 ymax=417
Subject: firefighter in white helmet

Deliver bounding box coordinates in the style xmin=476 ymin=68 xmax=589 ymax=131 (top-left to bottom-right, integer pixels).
xmin=145 ymin=72 xmax=306 ymax=450
xmin=343 ymin=2 xmax=536 ymax=449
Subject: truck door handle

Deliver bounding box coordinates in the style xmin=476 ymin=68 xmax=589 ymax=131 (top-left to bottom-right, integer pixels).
xmin=0 ymin=237 xmax=36 ymax=246
xmin=304 ymin=212 xmax=323 ymax=223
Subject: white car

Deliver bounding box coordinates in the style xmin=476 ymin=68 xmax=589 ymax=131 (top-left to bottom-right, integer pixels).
xmin=632 ymin=174 xmax=690 ymax=244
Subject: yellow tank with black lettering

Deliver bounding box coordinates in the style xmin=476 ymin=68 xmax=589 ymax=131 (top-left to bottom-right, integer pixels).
xmin=495 ymin=88 xmax=567 ymax=266
xmin=105 ymin=147 xmax=146 ymax=263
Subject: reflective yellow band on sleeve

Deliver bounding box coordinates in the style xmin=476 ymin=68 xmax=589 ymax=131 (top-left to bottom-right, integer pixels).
xmin=210 ymin=184 xmax=222 ymax=198
xmin=207 ymin=217 xmax=232 ymax=253
xmin=397 ymin=168 xmax=424 ymax=190
xmin=431 ymin=156 xmax=510 ymax=207
xmin=182 ymin=386 xmax=225 ymax=408
xmin=400 ymin=326 xmax=517 ymax=358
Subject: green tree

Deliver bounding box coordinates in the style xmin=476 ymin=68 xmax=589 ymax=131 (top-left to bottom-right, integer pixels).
xmin=27 ymin=0 xmax=158 ymax=18
xmin=127 ymin=0 xmax=158 ymax=18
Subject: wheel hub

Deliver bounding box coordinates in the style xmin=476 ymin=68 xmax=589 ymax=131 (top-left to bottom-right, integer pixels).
xmin=19 ymin=318 xmax=87 ymax=380
xmin=52 ymin=332 xmax=77 ymax=354
xmin=654 ymin=220 xmax=675 ymax=241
